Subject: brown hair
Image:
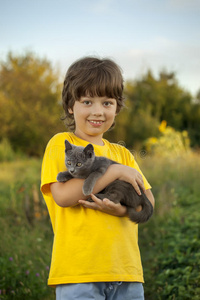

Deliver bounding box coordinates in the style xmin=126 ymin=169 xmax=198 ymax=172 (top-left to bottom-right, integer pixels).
xmin=62 ymin=56 xmax=125 ymax=130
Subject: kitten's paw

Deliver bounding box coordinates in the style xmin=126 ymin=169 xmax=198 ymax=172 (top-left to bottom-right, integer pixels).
xmin=57 ymin=172 xmax=67 ymax=182
xmin=82 ymin=185 xmax=93 ymax=196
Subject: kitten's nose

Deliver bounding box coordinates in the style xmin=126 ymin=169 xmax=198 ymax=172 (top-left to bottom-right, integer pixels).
xmin=70 ymin=169 xmax=75 ymax=174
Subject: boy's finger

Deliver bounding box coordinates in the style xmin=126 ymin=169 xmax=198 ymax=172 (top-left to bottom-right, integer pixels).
xmin=136 ymin=178 xmax=146 ymax=193
xmin=102 ymin=198 xmax=115 ymax=207
xmin=78 ymin=199 xmax=98 ymax=209
xmin=132 ymin=182 xmax=142 ymax=195
xmin=79 ymin=196 xmax=104 ymax=208
xmin=90 ymin=193 xmax=103 ymax=204
xmin=90 ymin=195 xmax=113 ymax=210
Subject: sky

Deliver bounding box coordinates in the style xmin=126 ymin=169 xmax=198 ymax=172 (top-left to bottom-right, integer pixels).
xmin=0 ymin=0 xmax=200 ymax=96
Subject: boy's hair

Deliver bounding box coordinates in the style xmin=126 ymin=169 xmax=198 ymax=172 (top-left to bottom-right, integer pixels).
xmin=62 ymin=56 xmax=125 ymax=130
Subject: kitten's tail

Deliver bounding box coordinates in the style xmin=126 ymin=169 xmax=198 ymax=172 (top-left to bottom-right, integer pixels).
xmin=127 ymin=196 xmax=153 ymax=224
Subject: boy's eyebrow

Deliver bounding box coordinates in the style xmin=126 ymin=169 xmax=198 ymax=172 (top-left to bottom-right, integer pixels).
xmin=81 ymin=95 xmax=91 ymax=98
xmin=81 ymin=96 xmax=113 ymax=100
xmin=80 ymin=96 xmax=92 ymax=100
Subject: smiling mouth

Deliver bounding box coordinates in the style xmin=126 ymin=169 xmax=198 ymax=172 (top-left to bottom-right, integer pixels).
xmin=88 ymin=120 xmax=104 ymax=125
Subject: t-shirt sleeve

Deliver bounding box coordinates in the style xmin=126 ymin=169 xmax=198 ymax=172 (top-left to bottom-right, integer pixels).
xmin=123 ymin=147 xmax=151 ymax=190
xmin=41 ymin=144 xmax=66 ymax=196
xmin=131 ymin=159 xmax=151 ymax=190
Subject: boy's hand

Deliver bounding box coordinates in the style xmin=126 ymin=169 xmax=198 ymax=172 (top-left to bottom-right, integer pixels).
xmin=116 ymin=165 xmax=145 ymax=195
xmin=78 ymin=194 xmax=127 ymax=217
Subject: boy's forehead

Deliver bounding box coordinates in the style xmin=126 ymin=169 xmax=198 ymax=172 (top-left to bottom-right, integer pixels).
xmin=80 ymin=90 xmax=114 ymax=99
xmin=79 ymin=95 xmax=116 ymax=100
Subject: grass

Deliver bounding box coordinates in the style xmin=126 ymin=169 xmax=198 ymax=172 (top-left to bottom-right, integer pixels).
xmin=0 ymin=152 xmax=199 ymax=299
xmin=139 ymin=152 xmax=200 ymax=299
xmin=0 ymin=158 xmax=55 ymax=299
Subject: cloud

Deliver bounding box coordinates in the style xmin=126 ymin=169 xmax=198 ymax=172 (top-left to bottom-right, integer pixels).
xmin=88 ymin=0 xmax=115 ymax=14
xmin=111 ymin=37 xmax=200 ymax=95
xmin=168 ymin=0 xmax=200 ymax=10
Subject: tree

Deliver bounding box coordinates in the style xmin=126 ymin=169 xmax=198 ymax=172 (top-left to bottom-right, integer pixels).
xmin=107 ymin=70 xmax=199 ymax=149
xmin=0 ymin=52 xmax=65 ymax=156
xmin=187 ymin=102 xmax=200 ymax=148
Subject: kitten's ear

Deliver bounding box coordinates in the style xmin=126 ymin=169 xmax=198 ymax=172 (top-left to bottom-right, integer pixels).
xmin=65 ymin=140 xmax=72 ymax=151
xmin=84 ymin=144 xmax=94 ymax=158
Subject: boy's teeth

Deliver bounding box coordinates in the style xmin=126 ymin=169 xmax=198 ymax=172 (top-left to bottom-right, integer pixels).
xmin=90 ymin=121 xmax=102 ymax=124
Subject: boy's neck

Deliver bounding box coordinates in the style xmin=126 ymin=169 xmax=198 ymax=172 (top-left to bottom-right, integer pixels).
xmin=73 ymin=132 xmax=104 ymax=146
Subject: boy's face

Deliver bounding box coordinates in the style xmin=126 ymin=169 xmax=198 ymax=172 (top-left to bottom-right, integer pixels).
xmin=68 ymin=96 xmax=117 ymax=143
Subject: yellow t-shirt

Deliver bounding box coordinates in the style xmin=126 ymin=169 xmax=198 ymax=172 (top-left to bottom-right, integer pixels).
xmin=41 ymin=132 xmax=151 ymax=286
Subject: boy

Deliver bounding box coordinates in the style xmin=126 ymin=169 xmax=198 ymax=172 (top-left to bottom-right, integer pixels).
xmin=41 ymin=57 xmax=155 ymax=300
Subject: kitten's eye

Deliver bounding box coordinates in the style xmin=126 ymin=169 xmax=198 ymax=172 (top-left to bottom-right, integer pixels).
xmin=67 ymin=160 xmax=71 ymax=165
xmin=76 ymin=162 xmax=82 ymax=167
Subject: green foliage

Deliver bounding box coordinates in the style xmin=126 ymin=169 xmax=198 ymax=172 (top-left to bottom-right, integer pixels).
xmin=0 ymin=159 xmax=55 ymax=299
xmin=0 ymin=139 xmax=15 ymax=162
xmin=187 ymin=102 xmax=200 ymax=148
xmin=0 ymin=51 xmax=65 ymax=156
xmin=145 ymin=121 xmax=191 ymax=157
xmin=107 ymin=70 xmax=200 ymax=149
xmin=141 ymin=209 xmax=200 ymax=300
xmin=1 ymin=153 xmax=200 ymax=299
xmin=1 ymin=51 xmax=200 ymax=156
xmin=139 ymin=153 xmax=200 ymax=299
xmin=0 ymin=236 xmax=53 ymax=300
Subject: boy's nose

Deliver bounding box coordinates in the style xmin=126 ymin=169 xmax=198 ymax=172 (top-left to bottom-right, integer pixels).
xmin=92 ymin=111 xmax=103 ymax=116
xmin=91 ymin=104 xmax=103 ymax=116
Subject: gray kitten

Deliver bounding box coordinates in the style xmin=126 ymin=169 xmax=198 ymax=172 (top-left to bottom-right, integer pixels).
xmin=57 ymin=140 xmax=153 ymax=223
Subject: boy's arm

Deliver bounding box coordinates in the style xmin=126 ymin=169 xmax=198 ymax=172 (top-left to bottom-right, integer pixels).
xmin=145 ymin=189 xmax=155 ymax=208
xmin=79 ymin=188 xmax=155 ymax=217
xmin=50 ymin=163 xmax=145 ymax=208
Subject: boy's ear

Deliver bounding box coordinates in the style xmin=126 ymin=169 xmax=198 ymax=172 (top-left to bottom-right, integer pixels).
xmin=68 ymin=108 xmax=73 ymax=114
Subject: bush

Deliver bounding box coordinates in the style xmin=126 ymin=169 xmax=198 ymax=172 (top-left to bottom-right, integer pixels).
xmin=0 ymin=215 xmax=55 ymax=299
xmin=0 ymin=139 xmax=15 ymax=162
xmin=145 ymin=121 xmax=191 ymax=157
xmin=0 ymin=153 xmax=200 ymax=299
xmin=0 ymin=253 xmax=52 ymax=299
xmin=139 ymin=153 xmax=200 ymax=299
xmin=0 ymin=159 xmax=55 ymax=299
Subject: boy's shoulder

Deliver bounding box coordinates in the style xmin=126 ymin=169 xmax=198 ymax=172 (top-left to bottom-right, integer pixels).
xmin=103 ymin=139 xmax=133 ymax=159
xmin=104 ymin=139 xmax=129 ymax=152
xmin=102 ymin=139 xmax=135 ymax=165
xmin=46 ymin=132 xmax=72 ymax=149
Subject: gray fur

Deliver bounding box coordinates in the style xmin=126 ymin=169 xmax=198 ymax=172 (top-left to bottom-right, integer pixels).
xmin=57 ymin=140 xmax=153 ymax=223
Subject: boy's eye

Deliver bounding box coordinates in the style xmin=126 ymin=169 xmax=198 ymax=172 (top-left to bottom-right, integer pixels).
xmin=104 ymin=101 xmax=113 ymax=107
xmin=76 ymin=162 xmax=82 ymax=167
xmin=67 ymin=160 xmax=71 ymax=165
xmin=83 ymin=100 xmax=92 ymax=105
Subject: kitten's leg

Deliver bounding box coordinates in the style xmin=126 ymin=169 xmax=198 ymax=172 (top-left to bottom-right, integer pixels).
xmin=83 ymin=171 xmax=105 ymax=195
xmin=56 ymin=171 xmax=73 ymax=182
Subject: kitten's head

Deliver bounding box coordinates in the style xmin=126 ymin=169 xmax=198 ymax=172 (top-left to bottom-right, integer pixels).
xmin=64 ymin=140 xmax=95 ymax=178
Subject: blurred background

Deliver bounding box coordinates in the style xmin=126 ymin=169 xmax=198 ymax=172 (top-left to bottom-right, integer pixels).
xmin=0 ymin=1 xmax=199 ymax=299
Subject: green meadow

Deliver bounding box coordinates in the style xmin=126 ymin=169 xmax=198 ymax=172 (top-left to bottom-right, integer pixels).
xmin=1 ymin=51 xmax=200 ymax=299
xmin=0 ymin=158 xmax=54 ymax=299
xmin=0 ymin=152 xmax=199 ymax=299
xmin=139 ymin=152 xmax=200 ymax=299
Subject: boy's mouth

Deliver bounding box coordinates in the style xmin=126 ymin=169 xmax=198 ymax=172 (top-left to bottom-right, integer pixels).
xmin=88 ymin=120 xmax=104 ymax=126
